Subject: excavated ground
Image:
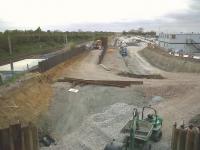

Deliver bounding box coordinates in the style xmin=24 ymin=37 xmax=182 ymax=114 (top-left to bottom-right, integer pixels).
xmin=41 ymin=43 xmax=200 ymax=150
xmin=1 ymin=40 xmax=200 ymax=150
xmin=0 ymin=52 xmax=88 ymax=128
xmin=0 ymin=75 xmax=52 ymax=128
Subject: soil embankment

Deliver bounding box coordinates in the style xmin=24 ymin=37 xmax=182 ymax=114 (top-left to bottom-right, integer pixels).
xmin=139 ymin=47 xmax=200 ymax=73
xmin=0 ymin=51 xmax=89 ymax=128
xmin=0 ymin=76 xmax=52 ymax=128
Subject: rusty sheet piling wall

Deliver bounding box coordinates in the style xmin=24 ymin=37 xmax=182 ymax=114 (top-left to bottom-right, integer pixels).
xmin=38 ymin=45 xmax=87 ymax=72
xmin=0 ymin=123 xmax=39 ymax=150
xmin=171 ymin=123 xmax=200 ymax=150
xmin=98 ymin=37 xmax=108 ymax=64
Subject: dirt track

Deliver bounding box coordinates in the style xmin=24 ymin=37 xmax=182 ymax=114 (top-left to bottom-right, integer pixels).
xmin=38 ymin=41 xmax=200 ymax=150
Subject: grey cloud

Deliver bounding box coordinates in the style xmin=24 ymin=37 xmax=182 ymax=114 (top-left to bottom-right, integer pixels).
xmin=45 ymin=21 xmax=160 ymax=32
xmin=44 ymin=0 xmax=200 ymax=33
xmin=158 ymin=0 xmax=200 ymax=32
xmin=0 ymin=20 xmax=13 ymax=31
xmin=190 ymin=0 xmax=200 ymax=11
xmin=0 ymin=20 xmax=7 ymax=31
xmin=0 ymin=0 xmax=199 ymax=33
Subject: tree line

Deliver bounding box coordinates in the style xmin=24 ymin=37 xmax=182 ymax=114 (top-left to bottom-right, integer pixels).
xmin=0 ymin=27 xmax=114 ymax=53
xmin=122 ymin=28 xmax=156 ymax=36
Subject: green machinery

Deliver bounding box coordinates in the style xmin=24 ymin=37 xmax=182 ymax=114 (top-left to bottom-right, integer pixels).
xmin=104 ymin=106 xmax=163 ymax=150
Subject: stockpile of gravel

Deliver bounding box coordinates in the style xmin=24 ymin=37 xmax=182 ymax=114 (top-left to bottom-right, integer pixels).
xmin=42 ymin=103 xmax=135 ymax=150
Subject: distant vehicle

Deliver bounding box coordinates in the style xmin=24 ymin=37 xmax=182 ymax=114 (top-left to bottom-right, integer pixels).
xmin=93 ymin=40 xmax=103 ymax=50
xmin=119 ymin=41 xmax=128 ymax=57
xmin=120 ymin=47 xmax=128 ymax=57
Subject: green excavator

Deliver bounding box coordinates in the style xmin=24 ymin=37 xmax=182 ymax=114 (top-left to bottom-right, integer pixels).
xmin=104 ymin=106 xmax=163 ymax=150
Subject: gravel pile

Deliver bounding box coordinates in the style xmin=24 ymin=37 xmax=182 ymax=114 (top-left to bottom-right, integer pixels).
xmin=41 ymin=103 xmax=135 ymax=150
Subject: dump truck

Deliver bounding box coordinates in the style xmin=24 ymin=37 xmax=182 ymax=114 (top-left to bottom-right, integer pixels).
xmin=104 ymin=106 xmax=163 ymax=150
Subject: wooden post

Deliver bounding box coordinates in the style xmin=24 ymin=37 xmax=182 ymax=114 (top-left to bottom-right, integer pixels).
xmin=0 ymin=128 xmax=12 ymax=150
xmin=8 ymin=35 xmax=14 ymax=76
xmin=10 ymin=124 xmax=23 ymax=150
xmin=8 ymin=35 xmax=12 ymax=56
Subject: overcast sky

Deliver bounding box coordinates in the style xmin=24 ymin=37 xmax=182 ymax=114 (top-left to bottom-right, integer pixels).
xmin=0 ymin=0 xmax=199 ymax=32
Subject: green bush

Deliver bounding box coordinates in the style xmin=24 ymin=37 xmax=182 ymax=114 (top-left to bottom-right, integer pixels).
xmin=68 ymin=42 xmax=76 ymax=49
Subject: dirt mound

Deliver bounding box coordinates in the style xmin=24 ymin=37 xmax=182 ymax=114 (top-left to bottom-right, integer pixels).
xmin=0 ymin=76 xmax=52 ymax=128
xmin=139 ymin=47 xmax=200 ymax=73
xmin=0 ymin=52 xmax=90 ymax=128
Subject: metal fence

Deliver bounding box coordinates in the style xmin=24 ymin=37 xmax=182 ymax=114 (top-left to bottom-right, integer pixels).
xmin=38 ymin=45 xmax=87 ymax=72
xmin=0 ymin=123 xmax=39 ymax=150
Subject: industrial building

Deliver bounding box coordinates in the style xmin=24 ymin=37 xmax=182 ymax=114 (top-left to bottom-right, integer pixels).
xmin=158 ymin=33 xmax=200 ymax=53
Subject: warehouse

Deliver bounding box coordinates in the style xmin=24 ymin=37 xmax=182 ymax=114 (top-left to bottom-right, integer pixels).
xmin=158 ymin=33 xmax=200 ymax=53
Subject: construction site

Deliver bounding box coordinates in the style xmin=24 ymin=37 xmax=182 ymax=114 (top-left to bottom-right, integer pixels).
xmin=0 ymin=34 xmax=200 ymax=150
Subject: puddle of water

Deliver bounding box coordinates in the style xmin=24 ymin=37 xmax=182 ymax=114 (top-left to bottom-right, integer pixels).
xmin=0 ymin=59 xmax=45 ymax=82
xmin=0 ymin=59 xmax=45 ymax=72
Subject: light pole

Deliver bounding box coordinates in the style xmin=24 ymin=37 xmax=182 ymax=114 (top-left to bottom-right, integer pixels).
xmin=65 ymin=34 xmax=68 ymax=49
xmin=8 ymin=35 xmax=14 ymax=75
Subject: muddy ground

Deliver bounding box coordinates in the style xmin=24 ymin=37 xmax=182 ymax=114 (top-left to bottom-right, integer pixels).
xmin=39 ymin=42 xmax=200 ymax=150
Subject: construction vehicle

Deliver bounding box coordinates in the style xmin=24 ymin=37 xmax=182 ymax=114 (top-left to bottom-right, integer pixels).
xmin=93 ymin=40 xmax=103 ymax=50
xmin=104 ymin=106 xmax=163 ymax=150
xmin=119 ymin=41 xmax=128 ymax=57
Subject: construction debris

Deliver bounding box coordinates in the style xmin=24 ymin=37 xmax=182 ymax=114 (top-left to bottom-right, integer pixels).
xmin=99 ymin=64 xmax=111 ymax=71
xmin=57 ymin=77 xmax=143 ymax=88
xmin=68 ymin=88 xmax=79 ymax=93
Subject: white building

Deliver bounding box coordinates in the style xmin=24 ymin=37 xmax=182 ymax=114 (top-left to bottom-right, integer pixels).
xmin=158 ymin=33 xmax=200 ymax=53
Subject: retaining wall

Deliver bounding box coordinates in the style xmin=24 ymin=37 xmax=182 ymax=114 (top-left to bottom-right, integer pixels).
xmin=38 ymin=46 xmax=87 ymax=72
